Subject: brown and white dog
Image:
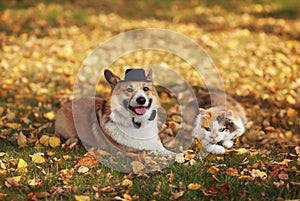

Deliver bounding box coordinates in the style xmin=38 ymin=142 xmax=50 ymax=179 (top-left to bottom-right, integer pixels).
xmin=55 ymin=68 xmax=173 ymax=155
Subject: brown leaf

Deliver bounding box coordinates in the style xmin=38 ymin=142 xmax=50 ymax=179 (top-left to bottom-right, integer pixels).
xmin=226 ymin=167 xmax=239 ymax=177
xmin=58 ymin=168 xmax=74 ymax=185
xmin=17 ymin=132 xmax=27 ymax=148
xmin=75 ymin=152 xmax=98 ymax=169
xmin=220 ymin=183 xmax=230 ymax=195
xmin=130 ymin=161 xmax=145 ymax=174
xmin=278 ymin=172 xmax=289 ymax=180
xmin=169 ymin=190 xmax=184 ymax=200
xmin=202 ymin=185 xmax=218 ymax=196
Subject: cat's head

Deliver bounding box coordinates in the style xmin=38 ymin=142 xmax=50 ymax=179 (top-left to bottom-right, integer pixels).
xmin=196 ymin=108 xmax=236 ymax=143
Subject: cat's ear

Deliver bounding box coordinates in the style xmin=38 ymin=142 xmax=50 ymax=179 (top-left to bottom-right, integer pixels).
xmin=199 ymin=108 xmax=209 ymax=118
xmin=226 ymin=110 xmax=233 ymax=118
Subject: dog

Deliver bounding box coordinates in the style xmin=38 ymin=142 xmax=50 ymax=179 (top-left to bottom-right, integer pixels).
xmin=55 ymin=68 xmax=173 ymax=155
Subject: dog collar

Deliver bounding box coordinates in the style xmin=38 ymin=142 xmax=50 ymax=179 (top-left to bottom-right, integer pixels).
xmin=132 ymin=110 xmax=157 ymax=129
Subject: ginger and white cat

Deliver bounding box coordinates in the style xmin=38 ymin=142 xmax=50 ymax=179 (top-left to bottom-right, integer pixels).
xmin=192 ymin=102 xmax=247 ymax=155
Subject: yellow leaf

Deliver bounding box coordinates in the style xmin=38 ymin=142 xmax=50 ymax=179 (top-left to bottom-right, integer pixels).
xmin=286 ymin=108 xmax=298 ymax=117
xmin=39 ymin=135 xmax=50 ymax=146
xmin=59 ymin=168 xmax=74 ymax=184
xmin=44 ymin=111 xmax=55 ymax=121
xmin=49 ymin=136 xmax=61 ymax=148
xmin=187 ymin=183 xmax=201 ymax=190
xmin=194 ymin=138 xmax=203 ymax=149
xmin=123 ymin=193 xmax=132 ymax=201
xmin=286 ymin=95 xmax=296 ymax=105
xmin=250 ymin=169 xmax=267 ymax=180
xmin=17 ymin=159 xmax=28 ymax=172
xmin=28 ymin=178 xmax=42 ymax=187
xmin=5 ymin=123 xmax=21 ymax=129
xmin=272 ymin=159 xmax=292 ymax=167
xmin=285 ymin=131 xmax=293 ymax=138
xmin=122 ymin=179 xmax=133 ymax=188
xmin=208 ymin=166 xmax=219 ymax=175
xmin=17 ymin=132 xmax=27 ymax=148
xmin=235 ymin=148 xmax=248 ymax=155
xmin=184 ymin=150 xmax=196 ymax=161
xmin=7 ymin=176 xmax=21 ymax=183
xmin=31 ymin=155 xmax=46 ymax=164
xmin=74 ymin=195 xmax=90 ymax=201
xmin=0 ymin=169 xmax=7 ymax=175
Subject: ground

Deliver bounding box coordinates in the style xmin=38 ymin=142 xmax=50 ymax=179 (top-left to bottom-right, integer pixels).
xmin=0 ymin=0 xmax=299 ymax=200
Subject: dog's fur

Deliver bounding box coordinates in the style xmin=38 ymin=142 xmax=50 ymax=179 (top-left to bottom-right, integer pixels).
xmin=55 ymin=69 xmax=172 ymax=154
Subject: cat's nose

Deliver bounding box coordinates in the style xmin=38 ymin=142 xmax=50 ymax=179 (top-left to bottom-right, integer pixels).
xmin=210 ymin=133 xmax=218 ymax=139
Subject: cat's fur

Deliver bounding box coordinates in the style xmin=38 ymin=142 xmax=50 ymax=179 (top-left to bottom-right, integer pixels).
xmin=192 ymin=97 xmax=247 ymax=155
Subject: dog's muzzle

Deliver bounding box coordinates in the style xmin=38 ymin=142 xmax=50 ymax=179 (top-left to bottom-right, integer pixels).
xmin=129 ymin=98 xmax=152 ymax=115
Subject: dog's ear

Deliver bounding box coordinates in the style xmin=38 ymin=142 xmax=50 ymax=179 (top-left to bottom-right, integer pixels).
xmin=146 ymin=69 xmax=153 ymax=81
xmin=104 ymin=69 xmax=120 ymax=89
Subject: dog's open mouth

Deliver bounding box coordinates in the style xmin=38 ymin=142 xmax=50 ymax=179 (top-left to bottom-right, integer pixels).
xmin=129 ymin=99 xmax=152 ymax=115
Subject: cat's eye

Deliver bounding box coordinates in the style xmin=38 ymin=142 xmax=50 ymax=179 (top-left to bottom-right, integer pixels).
xmin=143 ymin=86 xmax=149 ymax=92
xmin=204 ymin=127 xmax=211 ymax=131
xmin=219 ymin=128 xmax=227 ymax=132
xmin=127 ymin=87 xmax=133 ymax=92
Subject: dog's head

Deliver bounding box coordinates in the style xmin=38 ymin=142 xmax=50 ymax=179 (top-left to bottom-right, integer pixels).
xmin=104 ymin=69 xmax=160 ymax=125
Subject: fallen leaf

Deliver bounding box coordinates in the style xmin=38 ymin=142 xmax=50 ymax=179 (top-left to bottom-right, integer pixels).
xmin=28 ymin=178 xmax=42 ymax=188
xmin=77 ymin=166 xmax=89 ymax=174
xmin=44 ymin=111 xmax=55 ymax=121
xmin=184 ymin=150 xmax=196 ymax=161
xmin=0 ymin=193 xmax=7 ymax=200
xmin=5 ymin=123 xmax=21 ymax=129
xmin=49 ymin=136 xmax=61 ymax=148
xmin=31 ymin=155 xmax=46 ymax=164
xmin=208 ymin=166 xmax=219 ymax=175
xmin=122 ymin=179 xmax=133 ymax=188
xmin=202 ymin=185 xmax=218 ymax=196
xmin=220 ymin=183 xmax=230 ymax=195
xmin=169 ymin=191 xmax=184 ymax=200
xmin=286 ymin=108 xmax=297 ymax=117
xmin=130 ymin=161 xmax=145 ymax=174
xmin=39 ymin=135 xmax=50 ymax=146
xmin=175 ymin=153 xmax=185 ymax=163
xmin=74 ymin=195 xmax=90 ymax=201
xmin=250 ymin=169 xmax=267 ymax=180
xmin=123 ymin=192 xmax=132 ymax=201
xmin=187 ymin=183 xmax=201 ymax=190
xmin=273 ymin=180 xmax=284 ymax=187
xmin=17 ymin=132 xmax=27 ymax=148
xmin=278 ymin=172 xmax=289 ymax=180
xmin=75 ymin=152 xmax=98 ymax=169
xmin=17 ymin=158 xmax=28 ymax=172
xmin=58 ymin=168 xmax=74 ymax=184
xmin=28 ymin=191 xmax=50 ymax=200
xmin=235 ymin=148 xmax=248 ymax=155
xmin=226 ymin=167 xmax=239 ymax=177
xmin=6 ymin=176 xmax=21 ymax=187
xmin=272 ymin=159 xmax=292 ymax=167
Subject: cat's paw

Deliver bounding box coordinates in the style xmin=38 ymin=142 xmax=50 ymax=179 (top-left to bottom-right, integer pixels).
xmin=205 ymin=145 xmax=225 ymax=155
xmin=223 ymin=140 xmax=234 ymax=148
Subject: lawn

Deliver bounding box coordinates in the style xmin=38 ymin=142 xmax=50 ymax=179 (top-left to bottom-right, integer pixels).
xmin=0 ymin=0 xmax=299 ymax=200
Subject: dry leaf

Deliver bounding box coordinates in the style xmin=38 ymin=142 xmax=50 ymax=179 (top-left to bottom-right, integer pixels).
xmin=39 ymin=135 xmax=50 ymax=146
xmin=184 ymin=150 xmax=196 ymax=161
xmin=74 ymin=195 xmax=90 ymax=201
xmin=187 ymin=183 xmax=201 ymax=190
xmin=175 ymin=153 xmax=185 ymax=163
xmin=235 ymin=148 xmax=248 ymax=155
xmin=59 ymin=168 xmax=74 ymax=184
xmin=5 ymin=123 xmax=21 ymax=129
xmin=226 ymin=167 xmax=239 ymax=177
xmin=31 ymin=155 xmax=46 ymax=164
xmin=208 ymin=166 xmax=219 ymax=175
xmin=6 ymin=176 xmax=21 ymax=187
xmin=0 ymin=193 xmax=7 ymax=200
xmin=169 ymin=191 xmax=184 ymax=200
xmin=17 ymin=158 xmax=28 ymax=172
xmin=17 ymin=132 xmax=27 ymax=148
xmin=130 ymin=161 xmax=145 ymax=174
xmin=77 ymin=166 xmax=89 ymax=174
xmin=202 ymin=185 xmax=218 ymax=196
xmin=122 ymin=179 xmax=133 ymax=188
xmin=278 ymin=172 xmax=289 ymax=180
xmin=49 ymin=136 xmax=61 ymax=148
xmin=28 ymin=178 xmax=42 ymax=188
xmin=250 ymin=169 xmax=267 ymax=180
xmin=75 ymin=152 xmax=98 ymax=169
xmin=272 ymin=159 xmax=292 ymax=167
xmin=220 ymin=183 xmax=230 ymax=195
xmin=44 ymin=111 xmax=55 ymax=121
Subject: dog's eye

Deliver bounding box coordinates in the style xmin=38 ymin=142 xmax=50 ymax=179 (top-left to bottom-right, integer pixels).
xmin=143 ymin=86 xmax=149 ymax=92
xmin=218 ymin=128 xmax=227 ymax=132
xmin=203 ymin=127 xmax=211 ymax=131
xmin=126 ymin=87 xmax=133 ymax=92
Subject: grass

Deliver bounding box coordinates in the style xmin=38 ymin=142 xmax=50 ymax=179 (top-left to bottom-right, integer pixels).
xmin=1 ymin=0 xmax=300 ymax=200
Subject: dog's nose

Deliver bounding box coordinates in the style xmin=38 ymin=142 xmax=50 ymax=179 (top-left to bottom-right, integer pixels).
xmin=136 ymin=96 xmax=146 ymax=105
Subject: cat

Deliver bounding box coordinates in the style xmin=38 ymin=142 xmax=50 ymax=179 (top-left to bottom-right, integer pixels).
xmin=192 ymin=100 xmax=247 ymax=155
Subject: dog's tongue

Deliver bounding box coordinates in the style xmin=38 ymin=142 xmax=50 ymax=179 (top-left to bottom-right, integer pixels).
xmin=134 ymin=107 xmax=146 ymax=115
